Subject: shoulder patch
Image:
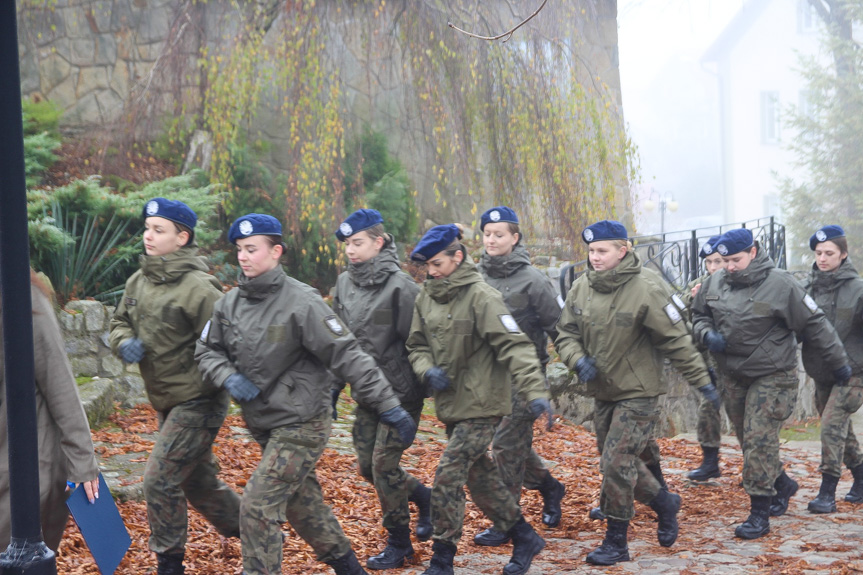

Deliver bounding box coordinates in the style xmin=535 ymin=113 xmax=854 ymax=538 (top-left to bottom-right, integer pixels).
xmin=803 ymin=293 xmax=819 ymax=313
xmin=664 ymin=303 xmax=683 ymax=325
xmin=499 ymin=314 xmax=521 ymax=334
xmin=556 ymin=294 xmax=565 ymax=309
xmin=200 ymin=320 xmax=211 ymax=342
xmin=124 ymin=297 xmax=137 ymax=306
xmin=324 ymin=315 xmax=346 ymax=336
xmin=671 ymin=294 xmax=686 ymax=311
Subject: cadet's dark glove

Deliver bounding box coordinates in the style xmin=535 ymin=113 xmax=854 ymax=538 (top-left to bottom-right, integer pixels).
xmin=575 ymin=356 xmax=598 ymax=382
xmin=330 ymin=388 xmax=341 ymax=419
xmin=224 ymin=373 xmax=260 ymax=403
xmin=529 ymin=398 xmax=555 ymax=431
xmin=833 ymin=365 xmax=853 ymax=384
xmin=379 ymin=406 xmax=418 ymax=446
xmin=118 ymin=338 xmax=145 ymax=363
xmin=425 ymin=367 xmax=451 ymax=391
xmin=699 ymin=383 xmax=721 ymax=412
xmin=704 ymin=330 xmax=727 ymax=353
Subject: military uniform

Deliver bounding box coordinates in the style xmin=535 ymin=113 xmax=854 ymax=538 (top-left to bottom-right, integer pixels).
xmin=110 ymin=247 xmax=240 ymax=556
xmin=195 ymin=266 xmax=401 ymax=575
xmin=333 ymin=237 xmax=424 ymax=531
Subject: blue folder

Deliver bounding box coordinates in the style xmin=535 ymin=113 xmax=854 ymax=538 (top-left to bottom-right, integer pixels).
xmin=66 ymin=473 xmax=131 ymax=574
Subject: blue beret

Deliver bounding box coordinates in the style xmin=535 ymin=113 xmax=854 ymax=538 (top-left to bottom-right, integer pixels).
xmin=143 ymin=198 xmax=197 ymax=231
xmin=336 ymin=208 xmax=384 ymax=241
xmin=228 ymin=213 xmax=282 ymax=244
xmin=699 ymin=235 xmax=721 ymax=258
xmin=810 ymin=225 xmax=845 ymax=250
xmin=715 ymin=228 xmax=754 ymax=256
xmin=480 ymin=206 xmax=519 ymax=231
xmin=410 ymin=224 xmax=461 ymax=262
xmin=582 ymin=220 xmax=627 ymax=244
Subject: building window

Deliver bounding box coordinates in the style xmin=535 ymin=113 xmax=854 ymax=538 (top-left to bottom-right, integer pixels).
xmin=798 ymin=0 xmax=816 ymax=33
xmin=761 ymin=91 xmax=781 ymax=144
xmin=799 ymin=90 xmax=816 ymax=120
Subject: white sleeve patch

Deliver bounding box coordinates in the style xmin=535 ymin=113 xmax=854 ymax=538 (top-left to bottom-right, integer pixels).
xmin=500 ymin=314 xmax=521 ymax=334
xmin=200 ymin=320 xmax=211 ymax=342
xmin=671 ymin=294 xmax=686 ymax=311
xmin=664 ymin=303 xmax=682 ymax=325
xmin=803 ymin=294 xmax=819 ymax=313
xmin=556 ymin=295 xmax=565 ymax=309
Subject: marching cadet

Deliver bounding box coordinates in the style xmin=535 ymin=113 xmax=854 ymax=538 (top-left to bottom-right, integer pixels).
xmin=555 ymin=220 xmax=717 ymax=565
xmin=194 ymin=213 xmax=418 ymax=575
xmin=406 ymin=224 xmax=552 ymax=575
xmin=691 ymin=228 xmax=850 ymax=539
xmin=332 ymin=209 xmax=432 ymax=569
xmin=109 ymin=198 xmax=240 ymax=575
xmin=802 ymin=225 xmax=863 ymax=513
xmin=474 ymin=206 xmax=566 ymax=547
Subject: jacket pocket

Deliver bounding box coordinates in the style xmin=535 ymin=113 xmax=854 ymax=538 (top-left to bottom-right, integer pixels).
xmin=837 ymin=382 xmax=863 ymax=414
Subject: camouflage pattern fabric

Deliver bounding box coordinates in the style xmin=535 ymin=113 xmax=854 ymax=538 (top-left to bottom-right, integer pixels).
xmin=352 ymin=402 xmax=423 ymax=529
xmin=723 ymin=370 xmax=798 ymax=496
xmin=241 ymin=414 xmax=351 ymax=575
xmin=492 ymin=391 xmax=548 ymax=498
xmin=695 ymin=371 xmax=725 ymax=449
xmin=144 ymin=393 xmax=241 ymax=554
xmin=594 ymin=397 xmax=663 ymax=521
xmin=815 ymin=377 xmax=863 ymax=477
xmin=432 ymin=418 xmax=521 ymax=546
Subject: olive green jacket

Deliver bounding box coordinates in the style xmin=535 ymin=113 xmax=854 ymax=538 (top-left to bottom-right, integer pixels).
xmin=195 ymin=267 xmax=400 ymax=440
xmin=555 ymin=251 xmax=711 ymax=402
xmin=477 ymin=244 xmax=562 ymax=369
xmin=109 ymin=247 xmax=224 ymax=412
xmin=802 ymin=259 xmax=863 ymax=381
xmin=692 ymin=243 xmax=848 ymax=379
xmin=406 ymin=254 xmax=549 ymax=424
xmin=333 ymin=236 xmax=423 ymax=405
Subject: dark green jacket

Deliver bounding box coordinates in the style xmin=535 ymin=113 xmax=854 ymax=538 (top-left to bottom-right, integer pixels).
xmin=692 ymin=243 xmax=848 ymax=379
xmin=109 ymin=247 xmax=224 ymax=412
xmin=555 ymin=251 xmax=711 ymax=402
xmin=406 ymin=254 xmax=549 ymax=424
xmin=802 ymin=259 xmax=863 ymax=381
xmin=194 ymin=266 xmax=400 ymax=441
xmin=333 ymin=236 xmax=423 ymax=405
xmin=477 ymin=244 xmax=562 ymax=369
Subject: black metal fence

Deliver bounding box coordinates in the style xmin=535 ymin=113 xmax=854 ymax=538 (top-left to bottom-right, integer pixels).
xmin=558 ymin=217 xmax=787 ymax=299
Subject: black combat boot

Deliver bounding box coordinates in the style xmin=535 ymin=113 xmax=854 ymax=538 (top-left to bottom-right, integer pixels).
xmin=769 ymin=471 xmax=799 ymax=517
xmin=536 ymin=472 xmax=566 ymax=527
xmin=366 ymin=527 xmax=414 ymax=570
xmin=421 ymin=540 xmax=456 ymax=575
xmin=808 ymin=473 xmax=840 ymax=514
xmin=588 ymin=506 xmax=606 ymax=521
xmin=156 ymin=552 xmax=185 ymax=575
xmin=585 ymin=519 xmax=630 ymax=565
xmin=473 ymin=527 xmax=510 ymax=546
xmin=735 ymin=495 xmax=771 ymax=539
xmin=326 ymin=549 xmax=368 ymax=575
xmin=645 ymin=461 xmax=668 ymax=491
xmin=648 ymin=489 xmax=682 ymax=547
xmin=845 ymin=462 xmax=863 ymax=503
xmin=409 ymin=483 xmax=433 ymax=541
xmin=687 ymin=446 xmax=721 ymax=481
xmin=503 ymin=517 xmax=545 ymax=575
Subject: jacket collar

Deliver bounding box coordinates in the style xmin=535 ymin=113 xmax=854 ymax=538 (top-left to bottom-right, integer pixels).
xmin=586 ymin=250 xmax=642 ymax=294
xmin=724 ymin=242 xmax=774 ymax=288
xmin=810 ymin=257 xmax=859 ymax=292
xmin=424 ymin=253 xmax=483 ymax=303
xmin=478 ymin=244 xmax=531 ymax=279
xmin=238 ymin=266 xmax=286 ymax=300
xmin=347 ymin=235 xmax=402 ymax=287
xmin=139 ymin=246 xmax=208 ymax=285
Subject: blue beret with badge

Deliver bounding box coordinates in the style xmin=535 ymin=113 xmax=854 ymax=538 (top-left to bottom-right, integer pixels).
xmin=699 ymin=235 xmax=721 ymax=258
xmin=582 ymin=220 xmax=627 ymax=244
xmin=715 ymin=228 xmax=754 ymax=256
xmin=335 ymin=208 xmax=384 ymax=241
xmin=143 ymin=197 xmax=197 ymax=230
xmin=410 ymin=224 xmax=461 ymax=262
xmin=480 ymin=206 xmax=519 ymax=231
xmin=228 ymin=213 xmax=283 ymax=244
xmin=809 ymin=225 xmax=845 ymax=251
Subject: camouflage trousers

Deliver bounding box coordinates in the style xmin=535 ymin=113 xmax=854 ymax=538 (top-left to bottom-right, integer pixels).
xmin=695 ymin=371 xmax=726 ymax=449
xmin=433 ymin=418 xmax=522 ymax=546
xmin=815 ymin=377 xmax=863 ymax=477
xmin=144 ymin=393 xmax=241 ymax=555
xmin=353 ymin=401 xmax=424 ymax=529
xmin=241 ymin=413 xmax=351 ymax=575
xmin=492 ymin=391 xmax=549 ymax=500
xmin=595 ymin=397 xmax=663 ymax=521
xmin=723 ymin=369 xmax=798 ymax=496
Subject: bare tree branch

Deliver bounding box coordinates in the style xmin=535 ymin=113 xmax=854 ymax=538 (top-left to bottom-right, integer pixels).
xmin=447 ymin=0 xmax=549 ymax=43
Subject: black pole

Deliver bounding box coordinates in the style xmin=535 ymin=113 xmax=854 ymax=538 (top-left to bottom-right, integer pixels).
xmin=0 ymin=2 xmax=57 ymax=573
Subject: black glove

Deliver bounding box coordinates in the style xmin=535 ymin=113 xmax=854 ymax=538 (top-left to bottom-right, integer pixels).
xmin=699 ymin=383 xmax=721 ymax=412
xmin=833 ymin=365 xmax=853 ymax=384
xmin=224 ymin=373 xmax=260 ymax=403
xmin=425 ymin=367 xmax=451 ymax=391
xmin=704 ymin=330 xmax=727 ymax=353
xmin=529 ymin=398 xmax=555 ymax=431
xmin=379 ymin=406 xmax=418 ymax=446
xmin=118 ymin=338 xmax=145 ymax=363
xmin=330 ymin=388 xmax=341 ymax=419
xmin=575 ymin=356 xmax=598 ymax=382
